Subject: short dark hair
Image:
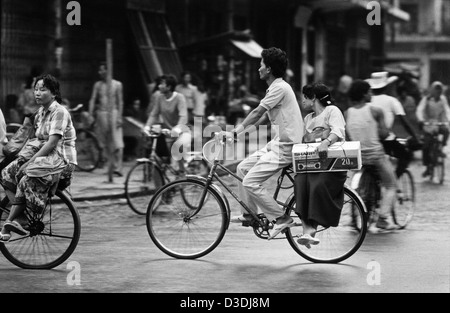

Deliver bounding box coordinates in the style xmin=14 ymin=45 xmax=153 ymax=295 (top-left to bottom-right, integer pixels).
xmin=161 ymin=74 xmax=178 ymax=92
xmin=34 ymin=74 xmax=63 ymax=103
xmin=302 ymin=82 xmax=333 ymax=106
xmin=348 ymin=80 xmax=371 ymax=102
xmin=261 ymin=47 xmax=288 ymax=78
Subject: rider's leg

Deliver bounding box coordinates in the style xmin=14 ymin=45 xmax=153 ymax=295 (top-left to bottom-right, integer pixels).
xmin=235 ymin=148 xmax=267 ymax=217
xmin=375 ymin=155 xmax=397 ymax=229
xmin=241 ymin=147 xmax=292 ymax=224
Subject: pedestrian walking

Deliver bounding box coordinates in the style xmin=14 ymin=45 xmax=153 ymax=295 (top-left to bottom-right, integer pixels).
xmin=176 ymin=71 xmax=202 ymax=125
xmin=88 ymin=61 xmax=125 ymax=179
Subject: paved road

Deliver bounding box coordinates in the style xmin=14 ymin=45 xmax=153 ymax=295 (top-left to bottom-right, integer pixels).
xmin=0 ymin=149 xmax=449 ymax=294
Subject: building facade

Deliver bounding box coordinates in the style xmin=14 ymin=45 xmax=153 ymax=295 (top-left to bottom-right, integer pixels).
xmin=386 ymin=0 xmax=450 ymax=90
xmin=1 ymin=0 xmax=408 ymax=120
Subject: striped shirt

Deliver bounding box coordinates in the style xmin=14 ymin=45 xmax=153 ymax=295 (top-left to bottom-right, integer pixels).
xmin=34 ymin=101 xmax=77 ymax=165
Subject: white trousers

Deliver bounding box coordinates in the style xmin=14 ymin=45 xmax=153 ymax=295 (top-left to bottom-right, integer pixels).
xmin=236 ymin=143 xmax=293 ymax=222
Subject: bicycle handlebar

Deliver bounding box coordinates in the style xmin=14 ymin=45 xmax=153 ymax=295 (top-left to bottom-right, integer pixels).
xmin=422 ymin=121 xmax=449 ymax=126
xmin=142 ymin=128 xmax=171 ymax=138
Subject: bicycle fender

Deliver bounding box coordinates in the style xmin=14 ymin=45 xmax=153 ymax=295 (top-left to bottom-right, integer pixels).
xmin=136 ymin=158 xmax=151 ymax=163
xmin=186 ymin=175 xmax=231 ymax=227
xmin=344 ymin=183 xmax=368 ymax=214
xmin=350 ymin=171 xmax=363 ymax=190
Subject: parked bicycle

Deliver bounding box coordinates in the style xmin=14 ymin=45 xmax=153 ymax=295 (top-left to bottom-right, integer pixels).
xmin=351 ymin=137 xmax=416 ymax=230
xmin=145 ymin=135 xmax=368 ymax=264
xmin=125 ymin=126 xmax=209 ymax=215
xmin=0 ymin=183 xmax=81 ymax=269
xmin=422 ymin=121 xmax=448 ymax=184
xmin=69 ymin=104 xmax=102 ymax=172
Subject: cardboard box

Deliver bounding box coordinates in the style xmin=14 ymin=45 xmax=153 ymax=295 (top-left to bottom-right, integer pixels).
xmin=292 ymin=141 xmax=362 ymax=173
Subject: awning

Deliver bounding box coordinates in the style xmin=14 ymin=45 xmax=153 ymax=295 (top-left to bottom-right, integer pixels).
xmin=230 ymin=39 xmax=264 ymax=58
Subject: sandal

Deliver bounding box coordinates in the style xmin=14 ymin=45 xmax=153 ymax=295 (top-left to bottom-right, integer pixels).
xmin=297 ymin=233 xmax=320 ymax=249
xmin=0 ymin=232 xmax=11 ymax=242
xmin=3 ymin=220 xmax=29 ymax=236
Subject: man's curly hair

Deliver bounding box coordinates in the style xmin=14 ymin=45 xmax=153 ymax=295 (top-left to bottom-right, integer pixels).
xmin=261 ymin=47 xmax=288 ymax=78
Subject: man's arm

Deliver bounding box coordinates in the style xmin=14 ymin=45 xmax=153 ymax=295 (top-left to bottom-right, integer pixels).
xmin=370 ymin=106 xmax=389 ymax=140
xmin=232 ymin=105 xmax=268 ymax=135
xmin=88 ymin=82 xmax=99 ymax=116
xmin=415 ymin=96 xmax=427 ymax=122
xmin=398 ymin=115 xmax=419 ymax=139
xmin=117 ymin=82 xmax=124 ymax=117
xmin=144 ymin=95 xmax=161 ymax=130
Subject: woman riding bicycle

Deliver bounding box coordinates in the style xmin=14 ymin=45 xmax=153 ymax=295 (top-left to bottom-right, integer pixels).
xmin=0 ymin=74 xmax=77 ymax=242
xmin=295 ymin=83 xmax=347 ymax=248
xmin=143 ymin=74 xmax=192 ymax=179
xmin=416 ymin=81 xmax=450 ymax=177
xmin=345 ymin=80 xmax=397 ymax=231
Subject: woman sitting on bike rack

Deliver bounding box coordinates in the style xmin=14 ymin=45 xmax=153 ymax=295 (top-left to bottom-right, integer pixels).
xmin=143 ymin=74 xmax=191 ymax=178
xmin=345 ymin=80 xmax=397 ymax=231
xmin=0 ymin=74 xmax=77 ymax=242
xmin=416 ymin=81 xmax=450 ymax=177
xmin=295 ymin=83 xmax=348 ymax=248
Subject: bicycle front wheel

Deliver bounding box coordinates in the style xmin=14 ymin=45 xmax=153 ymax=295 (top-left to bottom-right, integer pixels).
xmin=0 ymin=190 xmax=81 ymax=269
xmin=125 ymin=161 xmax=164 ymax=215
xmin=285 ymin=186 xmax=367 ymax=263
xmin=147 ymin=179 xmax=228 ymax=259
xmin=393 ymin=170 xmax=415 ymax=228
xmin=76 ymin=129 xmax=101 ymax=172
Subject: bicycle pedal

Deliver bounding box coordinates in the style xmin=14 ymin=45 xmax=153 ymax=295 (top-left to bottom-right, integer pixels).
xmin=241 ymin=221 xmax=251 ymax=227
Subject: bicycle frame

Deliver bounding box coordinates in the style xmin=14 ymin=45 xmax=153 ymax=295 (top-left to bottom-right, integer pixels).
xmin=194 ymin=141 xmax=297 ymax=229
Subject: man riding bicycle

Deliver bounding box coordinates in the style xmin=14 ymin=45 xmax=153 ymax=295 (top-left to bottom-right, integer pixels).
xmin=416 ymin=81 xmax=450 ymax=177
xmin=144 ymin=74 xmax=191 ymax=178
xmin=366 ymin=72 xmax=420 ymax=179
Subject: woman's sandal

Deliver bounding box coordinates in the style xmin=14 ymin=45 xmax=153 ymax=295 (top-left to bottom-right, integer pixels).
xmin=0 ymin=232 xmax=11 ymax=242
xmin=3 ymin=220 xmax=29 ymax=236
xmin=297 ymin=233 xmax=320 ymax=249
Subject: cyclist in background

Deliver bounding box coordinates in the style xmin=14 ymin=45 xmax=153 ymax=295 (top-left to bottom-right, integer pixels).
xmin=144 ymin=74 xmax=191 ymax=178
xmin=416 ymin=81 xmax=450 ymax=177
xmin=345 ymin=79 xmax=397 ymax=232
xmin=366 ymin=72 xmax=419 ymax=179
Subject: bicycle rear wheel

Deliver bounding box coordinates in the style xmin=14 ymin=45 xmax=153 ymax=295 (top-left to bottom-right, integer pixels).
xmin=147 ymin=179 xmax=228 ymax=259
xmin=0 ymin=190 xmax=81 ymax=269
xmin=285 ymin=186 xmax=367 ymax=263
xmin=393 ymin=170 xmax=415 ymax=228
xmin=125 ymin=160 xmax=164 ymax=215
xmin=76 ymin=129 xmax=101 ymax=172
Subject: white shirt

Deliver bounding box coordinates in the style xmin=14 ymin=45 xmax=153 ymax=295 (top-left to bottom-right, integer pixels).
xmin=371 ymin=94 xmax=405 ymax=129
xmin=259 ymin=78 xmax=304 ymax=145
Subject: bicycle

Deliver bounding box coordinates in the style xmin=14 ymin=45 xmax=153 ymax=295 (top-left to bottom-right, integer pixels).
xmin=145 ymin=135 xmax=368 ymax=264
xmin=0 ymin=184 xmax=81 ymax=269
xmin=350 ymin=137 xmax=416 ymax=229
xmin=422 ymin=121 xmax=448 ymax=184
xmin=124 ymin=127 xmax=210 ymax=215
xmin=69 ymin=104 xmax=102 ymax=172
